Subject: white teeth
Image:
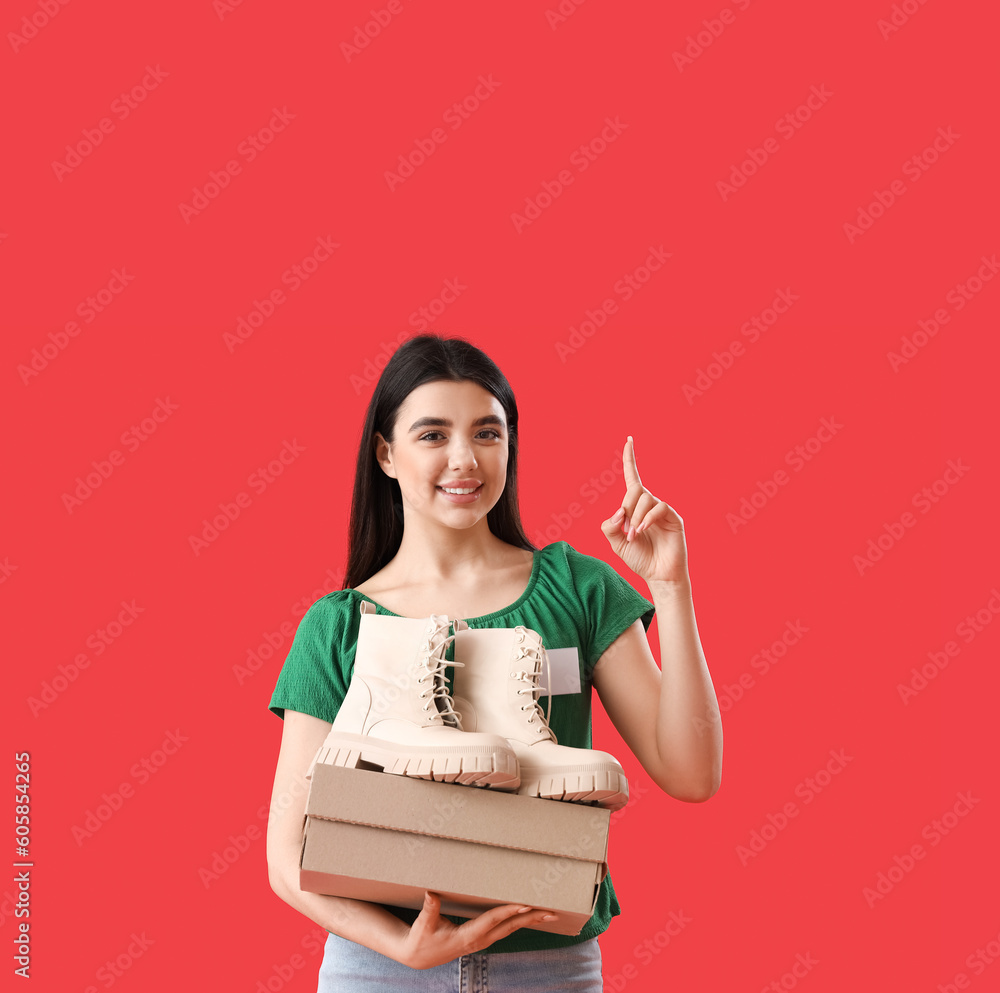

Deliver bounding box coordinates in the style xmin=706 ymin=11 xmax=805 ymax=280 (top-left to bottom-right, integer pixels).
xmin=440 ymin=486 xmax=478 ymax=494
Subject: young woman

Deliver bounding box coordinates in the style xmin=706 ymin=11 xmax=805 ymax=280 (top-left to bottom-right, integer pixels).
xmin=265 ymin=334 xmax=722 ymax=991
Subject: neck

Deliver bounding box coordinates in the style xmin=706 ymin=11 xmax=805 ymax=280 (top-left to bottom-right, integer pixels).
xmin=391 ymin=514 xmax=505 ymax=582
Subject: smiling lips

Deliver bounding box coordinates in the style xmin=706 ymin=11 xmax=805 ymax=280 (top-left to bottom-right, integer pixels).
xmin=437 ymin=481 xmax=483 ymax=502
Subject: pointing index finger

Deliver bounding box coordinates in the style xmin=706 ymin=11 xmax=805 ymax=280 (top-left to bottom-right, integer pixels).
xmin=623 ymin=435 xmax=642 ymax=488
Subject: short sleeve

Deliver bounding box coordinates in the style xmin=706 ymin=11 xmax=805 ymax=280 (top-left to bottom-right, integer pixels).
xmin=562 ymin=543 xmax=655 ymax=675
xmin=268 ymin=594 xmax=355 ymax=724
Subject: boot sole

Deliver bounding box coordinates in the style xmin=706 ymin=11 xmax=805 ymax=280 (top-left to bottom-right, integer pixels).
xmin=314 ymin=733 xmax=520 ymax=790
xmin=519 ymin=769 xmax=629 ymax=812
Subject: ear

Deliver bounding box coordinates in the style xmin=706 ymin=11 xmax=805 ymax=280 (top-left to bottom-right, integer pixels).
xmin=373 ymin=432 xmax=396 ymax=479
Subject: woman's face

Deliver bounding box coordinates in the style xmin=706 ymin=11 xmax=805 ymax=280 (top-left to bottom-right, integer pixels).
xmin=375 ymin=379 xmax=509 ymax=529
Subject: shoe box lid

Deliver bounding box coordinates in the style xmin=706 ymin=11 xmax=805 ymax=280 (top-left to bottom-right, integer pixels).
xmin=304 ymin=763 xmax=609 ymax=862
xmin=300 ymin=763 xmax=611 ymax=936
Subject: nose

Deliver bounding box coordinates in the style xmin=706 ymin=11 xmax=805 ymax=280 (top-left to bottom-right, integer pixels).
xmin=449 ymin=438 xmax=478 ymax=471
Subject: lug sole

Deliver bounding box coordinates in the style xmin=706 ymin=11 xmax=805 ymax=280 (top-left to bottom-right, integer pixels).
xmin=314 ymin=734 xmax=520 ymax=790
xmin=518 ymin=768 xmax=630 ymax=812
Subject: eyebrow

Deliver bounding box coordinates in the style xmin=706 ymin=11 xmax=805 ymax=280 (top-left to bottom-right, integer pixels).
xmin=408 ymin=415 xmax=506 ymax=433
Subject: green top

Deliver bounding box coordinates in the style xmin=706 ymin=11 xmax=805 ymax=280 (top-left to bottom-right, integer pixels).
xmin=268 ymin=539 xmax=656 ymax=954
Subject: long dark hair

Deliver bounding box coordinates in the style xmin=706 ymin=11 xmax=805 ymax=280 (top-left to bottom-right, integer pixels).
xmin=343 ymin=334 xmax=537 ymax=590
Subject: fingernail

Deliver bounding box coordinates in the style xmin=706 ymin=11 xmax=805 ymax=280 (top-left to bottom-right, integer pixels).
xmin=627 ymin=525 xmax=635 ymax=541
xmin=517 ymin=906 xmax=532 ymax=913
xmin=612 ymin=507 xmax=624 ymax=523
xmin=541 ymin=914 xmax=558 ymax=921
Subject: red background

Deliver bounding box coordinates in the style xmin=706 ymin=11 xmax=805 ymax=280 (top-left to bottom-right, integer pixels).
xmin=3 ymin=1 xmax=998 ymax=990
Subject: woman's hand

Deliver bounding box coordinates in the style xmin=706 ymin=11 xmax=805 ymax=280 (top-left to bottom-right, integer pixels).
xmin=393 ymin=890 xmax=558 ymax=970
xmin=600 ymin=436 xmax=689 ymax=586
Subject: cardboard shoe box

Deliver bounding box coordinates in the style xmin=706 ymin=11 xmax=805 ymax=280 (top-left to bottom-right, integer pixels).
xmin=299 ymin=763 xmax=610 ymax=936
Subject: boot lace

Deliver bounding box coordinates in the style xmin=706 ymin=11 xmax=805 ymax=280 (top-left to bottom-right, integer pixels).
xmin=415 ymin=616 xmax=466 ymax=729
xmin=511 ymin=626 xmax=557 ymax=742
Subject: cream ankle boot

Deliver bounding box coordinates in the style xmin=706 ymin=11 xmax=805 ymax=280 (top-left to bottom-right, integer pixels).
xmin=451 ymin=622 xmax=629 ymax=811
xmin=309 ymin=602 xmax=519 ymax=789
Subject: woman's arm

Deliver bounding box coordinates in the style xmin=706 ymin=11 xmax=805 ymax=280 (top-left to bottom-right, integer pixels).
xmin=594 ymin=435 xmax=723 ymax=802
xmin=265 ymin=710 xmax=556 ymax=968
xmin=591 ymin=581 xmax=722 ymax=803
xmin=265 ymin=710 xmax=410 ymax=954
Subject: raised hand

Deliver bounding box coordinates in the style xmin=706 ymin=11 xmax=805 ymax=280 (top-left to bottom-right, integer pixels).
xmin=599 ymin=436 xmax=689 ymax=585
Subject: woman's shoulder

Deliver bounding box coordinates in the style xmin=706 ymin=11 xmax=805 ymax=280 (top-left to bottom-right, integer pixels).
xmin=537 ymin=539 xmax=615 ymax=578
xmin=297 ymin=587 xmax=365 ymax=626
xmin=535 ymin=539 xmax=650 ymax=605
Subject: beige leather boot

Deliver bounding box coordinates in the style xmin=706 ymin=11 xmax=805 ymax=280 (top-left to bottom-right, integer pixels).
xmin=451 ymin=622 xmax=629 ymax=810
xmin=309 ymin=602 xmax=519 ymax=789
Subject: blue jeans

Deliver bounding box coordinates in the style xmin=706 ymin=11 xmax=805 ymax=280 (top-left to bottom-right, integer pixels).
xmin=316 ymin=932 xmax=603 ymax=992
